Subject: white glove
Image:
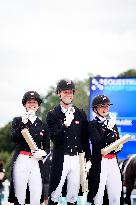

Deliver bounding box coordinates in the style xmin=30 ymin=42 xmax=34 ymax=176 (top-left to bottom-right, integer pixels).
xmin=27 ymin=110 xmax=37 ymax=124
xmin=22 ymin=112 xmax=29 ymax=124
xmin=27 ymin=110 xmax=35 ymax=117
xmin=32 ymin=149 xmax=47 ymax=159
xmin=106 ymin=113 xmax=116 ymax=130
xmin=107 ymin=119 xmax=116 ymax=130
xmin=115 ymin=144 xmax=123 ymax=152
xmin=85 ymin=160 xmax=92 ymax=172
xmin=22 ymin=110 xmax=37 ymax=124
xmin=64 ymin=106 xmax=75 ymax=127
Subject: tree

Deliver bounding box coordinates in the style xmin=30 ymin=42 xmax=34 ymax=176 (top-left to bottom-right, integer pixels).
xmin=0 ymin=123 xmax=14 ymax=178
xmin=118 ymin=68 xmax=136 ymax=77
xmin=39 ymin=86 xmax=59 ymax=121
xmin=73 ymin=78 xmax=90 ymax=114
xmin=0 ymin=151 xmax=13 ymax=179
xmin=0 ymin=122 xmax=14 ymax=153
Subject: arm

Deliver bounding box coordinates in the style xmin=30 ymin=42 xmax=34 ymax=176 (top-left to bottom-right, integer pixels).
xmin=88 ymin=121 xmax=117 ymax=150
xmin=111 ymin=125 xmax=123 ymax=154
xmin=46 ymin=111 xmax=68 ymax=145
xmin=11 ymin=117 xmax=26 ymax=143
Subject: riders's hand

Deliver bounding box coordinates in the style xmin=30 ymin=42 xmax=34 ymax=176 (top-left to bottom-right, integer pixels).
xmin=22 ymin=112 xmax=29 ymax=124
xmin=27 ymin=110 xmax=36 ymax=124
xmin=32 ymin=149 xmax=47 ymax=159
xmin=107 ymin=119 xmax=116 ymax=130
xmin=106 ymin=113 xmax=116 ymax=130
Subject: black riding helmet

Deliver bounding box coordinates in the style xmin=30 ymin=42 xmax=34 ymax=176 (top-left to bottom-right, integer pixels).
xmin=56 ymin=79 xmax=75 ymax=94
xmin=92 ymin=95 xmax=113 ymax=111
xmin=22 ymin=91 xmax=42 ymax=106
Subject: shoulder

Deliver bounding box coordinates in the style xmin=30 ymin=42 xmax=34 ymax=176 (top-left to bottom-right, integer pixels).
xmin=46 ymin=106 xmax=59 ymax=121
xmin=74 ymin=106 xmax=87 ymax=119
xmin=12 ymin=116 xmax=22 ymax=124
xmin=36 ymin=117 xmax=46 ymax=128
xmin=11 ymin=116 xmax=24 ymax=129
xmin=47 ymin=108 xmax=56 ymax=118
xmin=88 ymin=119 xmax=97 ymax=127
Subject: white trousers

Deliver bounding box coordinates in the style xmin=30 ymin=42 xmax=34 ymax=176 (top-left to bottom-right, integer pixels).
xmin=94 ymin=157 xmax=122 ymax=205
xmin=51 ymin=155 xmax=80 ymax=203
xmin=13 ymin=154 xmax=42 ymax=205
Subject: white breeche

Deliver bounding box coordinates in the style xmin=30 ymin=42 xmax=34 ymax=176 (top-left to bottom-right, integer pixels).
xmin=51 ymin=155 xmax=80 ymax=203
xmin=94 ymin=157 xmax=122 ymax=205
xmin=13 ymin=154 xmax=42 ymax=205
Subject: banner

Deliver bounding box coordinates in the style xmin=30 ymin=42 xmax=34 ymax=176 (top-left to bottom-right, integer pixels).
xmin=90 ymin=77 xmax=136 ymax=159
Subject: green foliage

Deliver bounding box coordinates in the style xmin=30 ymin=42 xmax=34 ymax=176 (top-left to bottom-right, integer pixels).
xmin=0 ymin=151 xmax=13 ymax=179
xmin=118 ymin=68 xmax=136 ymax=77
xmin=0 ymin=122 xmax=14 ymax=153
xmin=0 ymin=123 xmax=15 ymax=179
xmin=73 ymin=78 xmax=90 ymax=114
xmin=39 ymin=86 xmax=59 ymax=121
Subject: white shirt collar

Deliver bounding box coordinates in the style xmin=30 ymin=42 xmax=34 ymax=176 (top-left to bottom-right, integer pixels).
xmin=61 ymin=105 xmax=68 ymax=114
xmin=60 ymin=104 xmax=73 ymax=114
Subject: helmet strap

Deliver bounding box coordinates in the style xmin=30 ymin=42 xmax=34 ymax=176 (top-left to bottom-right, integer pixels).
xmin=58 ymin=92 xmax=73 ymax=105
xmin=95 ymin=107 xmax=104 ymax=118
xmin=60 ymin=98 xmax=72 ymax=105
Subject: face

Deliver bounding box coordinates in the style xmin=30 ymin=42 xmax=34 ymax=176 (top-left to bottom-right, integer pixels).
xmin=24 ymin=99 xmax=39 ymax=112
xmin=95 ymin=103 xmax=110 ymax=117
xmin=59 ymin=90 xmax=74 ymax=106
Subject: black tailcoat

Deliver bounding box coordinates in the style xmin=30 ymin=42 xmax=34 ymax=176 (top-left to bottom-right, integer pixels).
xmin=46 ymin=105 xmax=91 ymax=194
xmin=8 ymin=116 xmax=50 ymax=204
xmin=87 ymin=117 xmax=122 ymax=203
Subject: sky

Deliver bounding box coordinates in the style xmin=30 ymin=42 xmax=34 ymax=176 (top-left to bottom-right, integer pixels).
xmin=0 ymin=0 xmax=136 ymax=127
